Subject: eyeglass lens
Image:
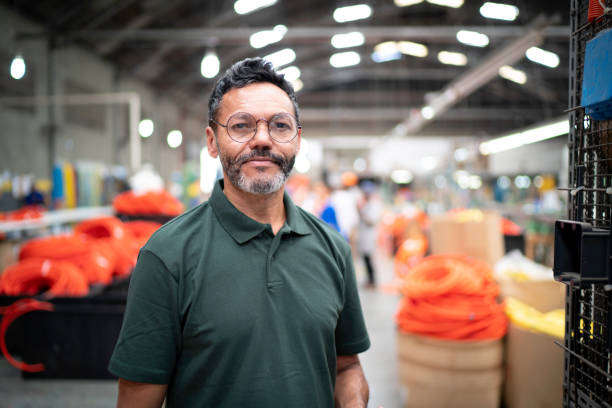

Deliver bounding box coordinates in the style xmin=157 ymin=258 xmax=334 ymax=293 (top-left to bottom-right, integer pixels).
xmin=227 ymin=113 xmax=298 ymax=142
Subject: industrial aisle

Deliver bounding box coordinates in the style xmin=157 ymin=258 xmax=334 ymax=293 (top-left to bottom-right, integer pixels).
xmin=0 ymin=253 xmax=402 ymax=407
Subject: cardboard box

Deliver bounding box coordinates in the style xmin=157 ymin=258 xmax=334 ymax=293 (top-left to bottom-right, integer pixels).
xmin=503 ymin=324 xmax=564 ymax=408
xmin=498 ymin=278 xmax=565 ymax=313
xmin=0 ymin=239 xmax=19 ymax=272
xmin=429 ymin=211 xmax=504 ymax=266
xmin=397 ymin=332 xmax=503 ymax=408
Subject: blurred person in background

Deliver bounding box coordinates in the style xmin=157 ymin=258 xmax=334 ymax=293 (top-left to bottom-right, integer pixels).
xmin=331 ymin=171 xmax=360 ymax=242
xmin=109 ymin=57 xmax=370 ymax=408
xmin=357 ymin=181 xmax=382 ymax=287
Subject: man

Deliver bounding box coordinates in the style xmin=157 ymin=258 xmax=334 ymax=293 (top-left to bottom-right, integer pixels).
xmin=109 ymin=57 xmax=371 ymax=407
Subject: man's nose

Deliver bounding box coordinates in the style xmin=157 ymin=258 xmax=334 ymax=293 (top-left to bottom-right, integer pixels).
xmin=249 ymin=120 xmax=273 ymax=146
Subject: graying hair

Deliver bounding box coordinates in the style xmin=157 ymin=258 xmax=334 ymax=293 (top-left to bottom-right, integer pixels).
xmin=208 ymin=57 xmax=300 ymax=127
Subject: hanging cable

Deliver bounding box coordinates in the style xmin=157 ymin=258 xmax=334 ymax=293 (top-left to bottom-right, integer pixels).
xmin=0 ymin=298 xmax=53 ymax=372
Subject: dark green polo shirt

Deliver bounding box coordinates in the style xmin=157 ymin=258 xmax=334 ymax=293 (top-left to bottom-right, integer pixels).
xmin=109 ymin=180 xmax=370 ymax=407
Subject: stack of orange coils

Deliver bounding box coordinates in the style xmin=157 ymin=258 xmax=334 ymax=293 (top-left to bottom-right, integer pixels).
xmin=0 ymin=217 xmax=161 ymax=373
xmin=113 ymin=190 xmax=184 ymax=216
xmin=396 ymin=254 xmax=507 ymax=341
xmin=0 ymin=217 xmax=161 ymax=298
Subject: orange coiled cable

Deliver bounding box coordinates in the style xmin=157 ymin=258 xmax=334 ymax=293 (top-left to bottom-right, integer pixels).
xmin=113 ymin=190 xmax=184 ymax=216
xmin=122 ymin=220 xmax=161 ymax=248
xmin=0 ymin=259 xmax=89 ymax=297
xmin=0 ymin=298 xmax=54 ymax=372
xmin=396 ymin=254 xmax=507 ymax=341
xmin=19 ymin=235 xmax=113 ymax=285
xmin=74 ymin=217 xmax=139 ymax=277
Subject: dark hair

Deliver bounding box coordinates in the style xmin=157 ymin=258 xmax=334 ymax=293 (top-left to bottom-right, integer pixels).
xmin=208 ymin=57 xmax=300 ymax=127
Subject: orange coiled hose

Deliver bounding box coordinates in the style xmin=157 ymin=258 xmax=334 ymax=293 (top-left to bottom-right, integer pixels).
xmin=19 ymin=235 xmax=113 ymax=284
xmin=74 ymin=217 xmax=139 ymax=277
xmin=113 ymin=190 xmax=184 ymax=216
xmin=0 ymin=298 xmax=53 ymax=372
xmin=396 ymin=254 xmax=507 ymax=341
xmin=0 ymin=259 xmax=89 ymax=297
xmin=122 ymin=220 xmax=161 ymax=248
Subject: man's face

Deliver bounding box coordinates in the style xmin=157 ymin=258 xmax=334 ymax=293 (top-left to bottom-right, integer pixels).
xmin=206 ymin=82 xmax=301 ymax=195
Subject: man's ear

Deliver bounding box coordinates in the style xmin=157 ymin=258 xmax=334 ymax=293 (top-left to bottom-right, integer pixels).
xmin=205 ymin=126 xmax=219 ymax=158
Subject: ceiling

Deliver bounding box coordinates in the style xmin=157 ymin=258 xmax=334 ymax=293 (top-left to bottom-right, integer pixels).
xmin=3 ymin=0 xmax=570 ymax=141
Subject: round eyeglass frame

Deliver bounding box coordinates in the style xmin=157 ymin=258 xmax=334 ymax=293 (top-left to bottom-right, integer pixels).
xmin=210 ymin=112 xmax=301 ymax=144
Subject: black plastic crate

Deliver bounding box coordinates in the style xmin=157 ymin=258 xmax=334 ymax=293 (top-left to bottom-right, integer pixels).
xmin=1 ymin=289 xmax=127 ymax=379
xmin=561 ymin=284 xmax=612 ymax=406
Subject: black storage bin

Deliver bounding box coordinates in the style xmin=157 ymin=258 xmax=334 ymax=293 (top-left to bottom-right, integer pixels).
xmin=503 ymin=233 xmax=525 ymax=254
xmin=1 ymin=289 xmax=127 ymax=380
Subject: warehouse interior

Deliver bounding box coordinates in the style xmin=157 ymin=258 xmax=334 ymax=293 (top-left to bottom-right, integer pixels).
xmin=0 ymin=0 xmax=611 ymax=407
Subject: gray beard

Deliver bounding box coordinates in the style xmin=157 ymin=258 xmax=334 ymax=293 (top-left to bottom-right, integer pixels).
xmin=217 ymin=142 xmax=295 ymax=195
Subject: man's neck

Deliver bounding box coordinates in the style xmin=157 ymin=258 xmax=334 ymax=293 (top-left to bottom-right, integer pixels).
xmin=221 ymin=178 xmax=287 ymax=234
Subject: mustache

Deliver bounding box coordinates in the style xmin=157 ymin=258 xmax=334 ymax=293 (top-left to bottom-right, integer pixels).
xmin=236 ymin=149 xmax=285 ymax=167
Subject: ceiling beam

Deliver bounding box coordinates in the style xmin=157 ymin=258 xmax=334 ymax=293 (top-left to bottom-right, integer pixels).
xmin=20 ymin=25 xmax=569 ymax=45
xmin=392 ymin=15 xmax=558 ymax=137
xmin=300 ymin=107 xmax=549 ymax=122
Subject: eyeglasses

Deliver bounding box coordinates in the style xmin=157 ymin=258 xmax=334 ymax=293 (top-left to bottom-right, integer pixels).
xmin=210 ymin=112 xmax=301 ymax=143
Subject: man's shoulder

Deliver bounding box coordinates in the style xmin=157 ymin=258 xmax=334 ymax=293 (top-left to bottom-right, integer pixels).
xmin=144 ymin=201 xmax=212 ymax=252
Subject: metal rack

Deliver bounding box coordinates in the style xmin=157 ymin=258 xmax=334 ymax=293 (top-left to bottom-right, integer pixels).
xmin=555 ymin=1 xmax=612 ymax=406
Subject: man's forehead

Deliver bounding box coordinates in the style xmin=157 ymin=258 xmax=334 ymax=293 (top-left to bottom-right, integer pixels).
xmin=218 ymin=82 xmax=294 ymax=117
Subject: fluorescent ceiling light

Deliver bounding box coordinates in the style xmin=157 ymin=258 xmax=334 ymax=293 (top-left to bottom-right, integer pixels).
xmin=234 ymin=0 xmax=277 ymax=15
xmin=374 ymin=41 xmax=399 ymax=54
xmin=167 ymin=130 xmax=183 ymax=149
xmin=421 ymin=106 xmax=435 ymax=119
xmin=456 ymin=30 xmax=489 ymax=47
xmin=200 ymin=52 xmax=220 ymax=78
xmin=278 ymin=65 xmax=301 ymax=81
xmin=437 ymin=51 xmax=467 ymax=66
xmin=394 ymin=0 xmax=423 ymax=6
xmin=290 ymin=78 xmax=304 ymax=92
xmin=391 ymin=169 xmax=413 ymax=184
xmin=138 ymin=119 xmax=154 ymax=138
xmin=479 ymin=118 xmax=569 ymax=155
xmin=10 ymin=55 xmax=25 ymax=80
xmin=330 ymin=51 xmax=361 ymax=68
xmin=525 ymin=46 xmax=560 ymax=68
xmin=426 ymin=0 xmax=464 ymax=8
xmin=333 ymin=4 xmax=372 ymax=23
xmin=371 ymin=50 xmax=401 ymax=63
xmin=397 ymin=41 xmax=428 ymax=57
xmin=498 ymin=65 xmax=527 ymax=84
xmin=249 ymin=25 xmax=287 ymax=49
xmin=263 ymin=48 xmax=296 ymax=68
xmin=331 ymin=31 xmax=365 ymax=49
xmin=479 ymin=2 xmax=519 ymax=21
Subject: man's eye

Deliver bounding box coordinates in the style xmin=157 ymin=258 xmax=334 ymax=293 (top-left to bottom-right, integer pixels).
xmin=231 ymin=122 xmax=251 ymax=130
xmin=271 ymin=121 xmax=291 ymax=130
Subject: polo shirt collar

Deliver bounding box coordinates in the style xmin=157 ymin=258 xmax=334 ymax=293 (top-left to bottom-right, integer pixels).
xmin=209 ymin=179 xmax=310 ymax=244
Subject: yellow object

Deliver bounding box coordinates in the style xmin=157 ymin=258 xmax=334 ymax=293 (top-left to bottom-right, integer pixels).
xmin=505 ymin=297 xmax=564 ymax=339
xmin=502 ymin=269 xmax=532 ymax=281
xmin=452 ymin=209 xmax=484 ymax=223
xmin=35 ymin=179 xmax=52 ymax=193
xmin=63 ymin=162 xmax=76 ymax=208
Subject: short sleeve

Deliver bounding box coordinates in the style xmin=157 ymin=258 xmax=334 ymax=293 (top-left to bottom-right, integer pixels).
xmin=335 ymin=248 xmax=371 ymax=355
xmin=108 ymin=249 xmax=181 ymax=384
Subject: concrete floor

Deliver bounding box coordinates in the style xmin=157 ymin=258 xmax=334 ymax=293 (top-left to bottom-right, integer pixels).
xmin=0 ymin=254 xmax=402 ymax=408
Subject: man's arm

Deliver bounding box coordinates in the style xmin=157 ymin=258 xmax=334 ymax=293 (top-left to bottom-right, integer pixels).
xmin=334 ymin=354 xmax=369 ymax=408
xmin=117 ymin=378 xmax=168 ymax=408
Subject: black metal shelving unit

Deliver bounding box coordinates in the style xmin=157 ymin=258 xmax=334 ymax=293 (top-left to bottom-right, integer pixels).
xmin=554 ymin=1 xmax=612 ymax=406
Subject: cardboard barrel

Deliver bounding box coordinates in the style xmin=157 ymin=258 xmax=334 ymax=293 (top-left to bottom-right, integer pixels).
xmin=397 ymin=332 xmax=503 ymax=408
